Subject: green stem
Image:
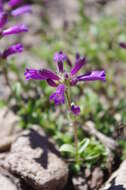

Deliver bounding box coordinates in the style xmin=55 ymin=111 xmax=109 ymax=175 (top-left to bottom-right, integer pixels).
xmin=1 ymin=60 xmax=11 ymax=89
xmin=65 ymin=89 xmax=79 ymax=164
xmin=3 ymin=65 xmax=10 ymax=87
xmin=73 ymin=120 xmax=79 ymax=164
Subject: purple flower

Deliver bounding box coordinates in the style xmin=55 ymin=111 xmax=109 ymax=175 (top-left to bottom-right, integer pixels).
xmin=71 ymin=104 xmax=80 ymax=115
xmin=69 ymin=54 xmax=105 ymax=84
xmin=54 ymin=51 xmax=72 ymax=72
xmin=70 ymin=56 xmax=86 ymax=76
xmin=2 ymin=43 xmax=24 ymax=58
xmin=77 ymin=71 xmax=106 ymax=82
xmin=54 ymin=51 xmax=66 ymax=73
xmin=120 ymin=42 xmax=126 ymax=49
xmin=50 ymin=84 xmax=65 ymax=105
xmin=2 ymin=24 xmax=28 ymax=36
xmin=0 ymin=11 xmax=8 ymax=28
xmin=24 ymin=68 xmax=60 ymax=81
xmin=54 ymin=51 xmax=66 ymax=63
xmin=0 ymin=0 xmax=3 ymax=11
xmin=11 ymin=5 xmax=32 ymax=17
xmin=8 ymin=0 xmax=22 ymax=7
xmin=24 ymin=51 xmax=106 ymax=109
xmin=70 ymin=78 xmax=78 ymax=86
xmin=47 ymin=79 xmax=58 ymax=87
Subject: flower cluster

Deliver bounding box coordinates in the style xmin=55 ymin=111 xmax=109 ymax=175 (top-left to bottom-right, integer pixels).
xmin=0 ymin=0 xmax=31 ymax=60
xmin=25 ymin=51 xmax=106 ymax=115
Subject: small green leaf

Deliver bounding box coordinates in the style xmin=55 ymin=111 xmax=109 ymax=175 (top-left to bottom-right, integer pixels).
xmin=79 ymin=138 xmax=90 ymax=154
xmin=12 ymin=82 xmax=22 ymax=97
xmin=59 ymin=144 xmax=75 ymax=154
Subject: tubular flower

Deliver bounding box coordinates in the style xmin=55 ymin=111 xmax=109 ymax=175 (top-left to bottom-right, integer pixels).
xmin=8 ymin=0 xmax=23 ymax=7
xmin=2 ymin=24 xmax=28 ymax=36
xmin=50 ymin=84 xmax=65 ymax=105
xmin=0 ymin=11 xmax=8 ymax=28
xmin=24 ymin=51 xmax=106 ymax=114
xmin=0 ymin=0 xmax=31 ymax=27
xmin=70 ymin=57 xmax=86 ymax=76
xmin=24 ymin=69 xmax=60 ymax=81
xmin=8 ymin=0 xmax=32 ymax=17
xmin=54 ymin=51 xmax=67 ymax=73
xmin=2 ymin=43 xmax=24 ymax=58
xmin=11 ymin=5 xmax=32 ymax=16
xmin=120 ymin=42 xmax=126 ymax=49
xmin=77 ymin=71 xmax=106 ymax=82
xmin=0 ymin=0 xmax=32 ymax=18
xmin=0 ymin=0 xmax=3 ymax=11
xmin=0 ymin=0 xmax=30 ymax=37
xmin=0 ymin=0 xmax=29 ymax=88
xmin=71 ymin=104 xmax=80 ymax=115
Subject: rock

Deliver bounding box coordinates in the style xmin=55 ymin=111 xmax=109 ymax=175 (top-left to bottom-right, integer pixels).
xmin=0 ymin=108 xmax=22 ymax=152
xmin=85 ymin=168 xmax=91 ymax=178
xmin=0 ymin=153 xmax=9 ymax=168
xmin=72 ymin=176 xmax=88 ymax=190
xmin=3 ymin=126 xmax=68 ymax=190
xmin=89 ymin=167 xmax=103 ymax=189
xmin=0 ymin=167 xmax=35 ymax=190
xmin=102 ymin=160 xmax=126 ymax=190
xmin=0 ymin=168 xmax=17 ymax=190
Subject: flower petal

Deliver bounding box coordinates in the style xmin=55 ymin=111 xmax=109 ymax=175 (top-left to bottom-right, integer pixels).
xmin=77 ymin=70 xmax=106 ymax=82
xmin=2 ymin=24 xmax=28 ymax=36
xmin=2 ymin=43 xmax=24 ymax=58
xmin=8 ymin=0 xmax=22 ymax=7
xmin=0 ymin=0 xmax=3 ymax=12
xmin=11 ymin=5 xmax=32 ymax=17
xmin=49 ymin=84 xmax=65 ymax=105
xmin=70 ymin=57 xmax=86 ymax=76
xmin=47 ymin=79 xmax=58 ymax=87
xmin=66 ymin=56 xmax=72 ymax=67
xmin=71 ymin=104 xmax=80 ymax=115
xmin=0 ymin=12 xmax=8 ymax=28
xmin=24 ymin=68 xmax=60 ymax=81
xmin=120 ymin=42 xmax=126 ymax=49
xmin=54 ymin=51 xmax=66 ymax=73
xmin=54 ymin=51 xmax=66 ymax=63
xmin=70 ymin=78 xmax=78 ymax=86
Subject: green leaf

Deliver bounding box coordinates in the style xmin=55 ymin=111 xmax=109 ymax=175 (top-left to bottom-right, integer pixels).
xmin=59 ymin=144 xmax=75 ymax=154
xmin=12 ymin=82 xmax=22 ymax=97
xmin=79 ymin=138 xmax=90 ymax=154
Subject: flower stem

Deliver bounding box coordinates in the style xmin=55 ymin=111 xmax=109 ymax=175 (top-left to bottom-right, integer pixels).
xmin=73 ymin=120 xmax=79 ymax=164
xmin=3 ymin=64 xmax=11 ymax=89
xmin=65 ymin=90 xmax=79 ymax=164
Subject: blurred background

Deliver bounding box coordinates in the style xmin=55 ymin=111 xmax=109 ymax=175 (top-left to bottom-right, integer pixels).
xmin=1 ymin=0 xmax=126 ymax=189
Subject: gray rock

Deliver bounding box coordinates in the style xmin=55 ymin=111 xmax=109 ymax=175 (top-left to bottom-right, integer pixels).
xmin=89 ymin=167 xmax=103 ymax=189
xmin=4 ymin=126 xmax=68 ymax=190
xmin=0 ymin=108 xmax=22 ymax=152
xmin=72 ymin=176 xmax=88 ymax=190
xmin=0 ymin=169 xmax=17 ymax=190
xmin=0 ymin=167 xmax=35 ymax=190
xmin=102 ymin=160 xmax=126 ymax=190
